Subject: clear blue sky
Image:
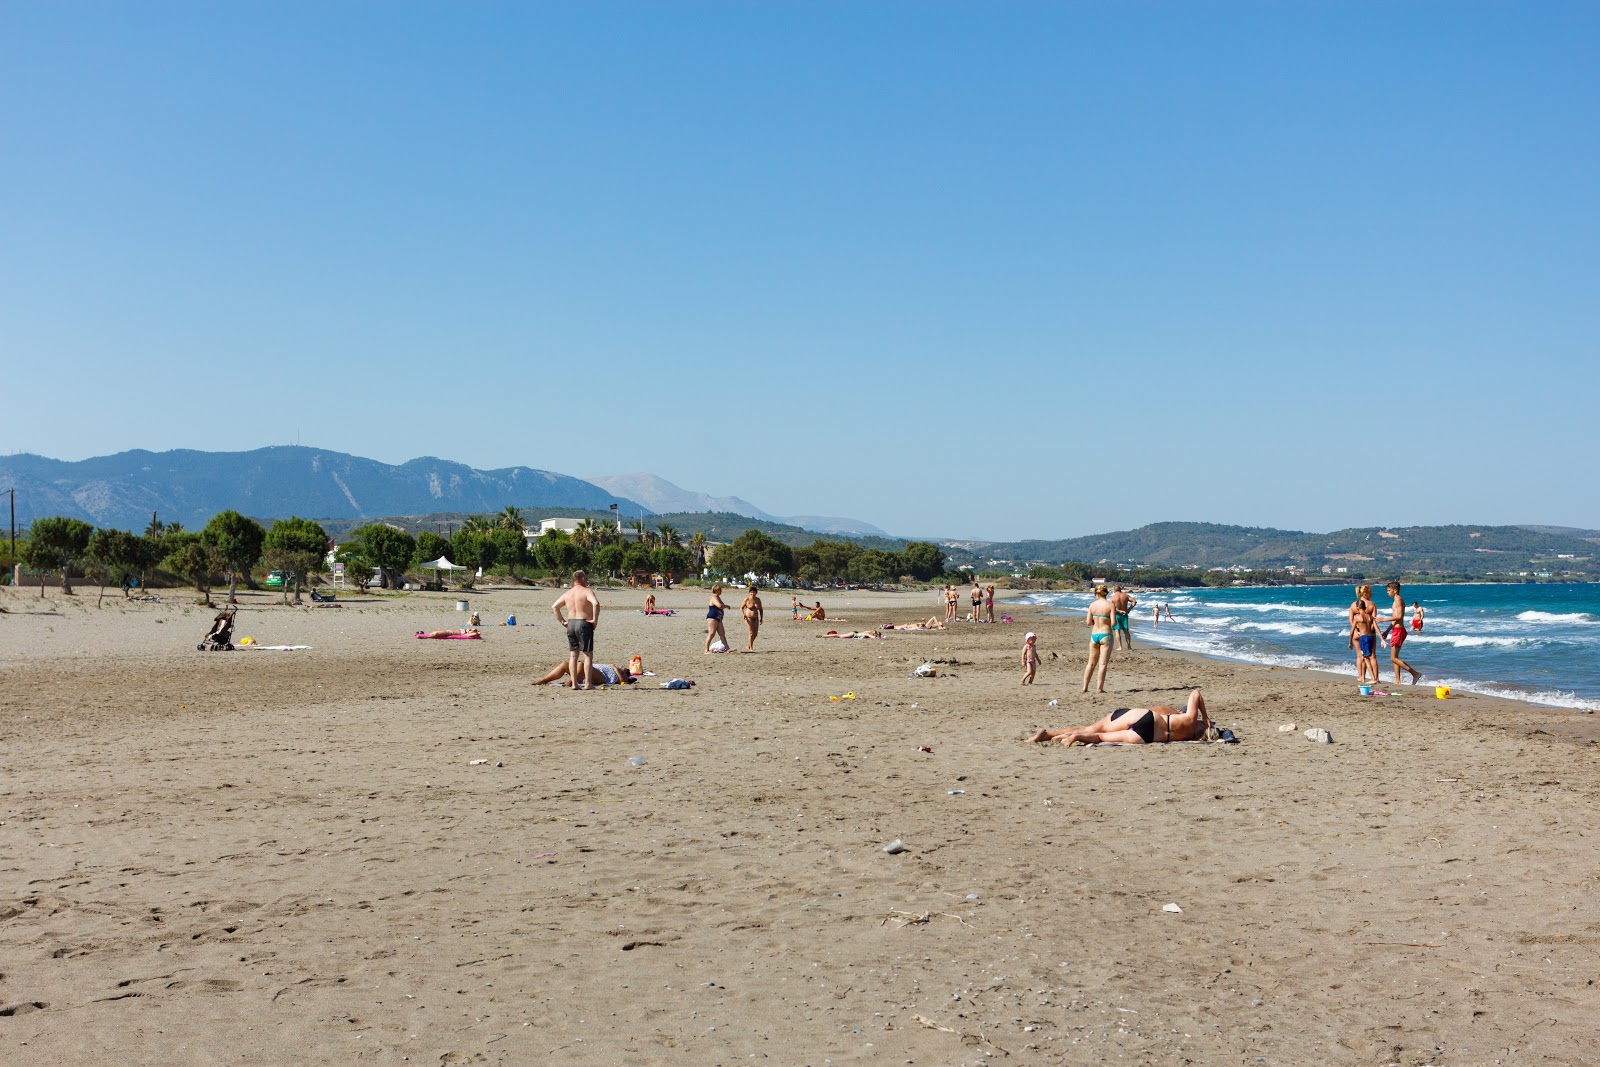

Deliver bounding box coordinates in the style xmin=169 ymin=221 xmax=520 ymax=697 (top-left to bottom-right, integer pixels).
xmin=3 ymin=2 xmax=1596 ymax=541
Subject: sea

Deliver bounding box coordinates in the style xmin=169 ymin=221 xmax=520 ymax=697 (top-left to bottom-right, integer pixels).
xmin=1024 ymin=582 xmax=1600 ymax=711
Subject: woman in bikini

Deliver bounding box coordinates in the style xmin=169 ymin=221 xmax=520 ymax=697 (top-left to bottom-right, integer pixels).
xmin=740 ymin=587 xmax=764 ymax=651
xmin=705 ymin=584 xmax=731 ymax=653
xmin=945 ymin=585 xmax=958 ymax=621
xmin=532 ymin=660 xmax=637 ymax=687
xmin=985 ymin=584 xmax=996 ymax=624
xmin=1082 ymin=584 xmax=1115 ymax=693
xmin=1028 ymin=688 xmax=1213 ymax=746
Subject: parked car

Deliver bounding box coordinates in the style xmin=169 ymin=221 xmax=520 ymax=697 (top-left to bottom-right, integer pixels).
xmin=265 ymin=571 xmax=289 ymax=589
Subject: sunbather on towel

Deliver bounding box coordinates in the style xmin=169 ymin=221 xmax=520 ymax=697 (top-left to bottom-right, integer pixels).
xmin=882 ymin=617 xmax=944 ymax=631
xmin=531 ymin=660 xmax=638 ymax=688
xmin=415 ymin=628 xmax=482 ymax=639
xmin=1027 ymin=689 xmax=1213 ymax=746
xmin=819 ymin=630 xmax=880 ymax=639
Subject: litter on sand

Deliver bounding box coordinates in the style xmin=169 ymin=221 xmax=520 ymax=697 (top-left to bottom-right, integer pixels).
xmin=1162 ymin=903 xmax=1183 ymax=913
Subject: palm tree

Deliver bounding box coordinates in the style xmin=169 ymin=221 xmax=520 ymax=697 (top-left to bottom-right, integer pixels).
xmin=689 ymin=532 xmax=709 ymax=573
xmin=657 ymin=524 xmax=682 ymax=548
xmin=460 ymin=515 xmax=494 ymax=535
xmin=497 ymin=506 xmax=525 ymax=532
xmin=573 ymin=518 xmax=601 ymax=551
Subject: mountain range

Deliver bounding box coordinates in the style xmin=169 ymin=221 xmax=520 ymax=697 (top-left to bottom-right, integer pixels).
xmin=0 ymin=448 xmax=888 ymax=537
xmin=584 ymin=473 xmax=889 ymax=537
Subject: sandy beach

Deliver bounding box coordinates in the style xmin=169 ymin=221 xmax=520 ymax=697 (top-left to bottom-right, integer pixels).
xmin=2 ymin=581 xmax=1598 ymax=1066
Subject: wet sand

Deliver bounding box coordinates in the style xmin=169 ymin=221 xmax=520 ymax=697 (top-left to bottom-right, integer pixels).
xmin=2 ymin=582 xmax=1598 ymax=1065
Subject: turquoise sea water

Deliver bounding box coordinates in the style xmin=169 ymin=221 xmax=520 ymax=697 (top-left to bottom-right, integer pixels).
xmin=1025 ymin=583 xmax=1600 ymax=711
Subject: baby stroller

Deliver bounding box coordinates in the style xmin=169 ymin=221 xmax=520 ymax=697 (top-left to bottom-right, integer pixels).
xmin=198 ymin=609 xmax=237 ymax=651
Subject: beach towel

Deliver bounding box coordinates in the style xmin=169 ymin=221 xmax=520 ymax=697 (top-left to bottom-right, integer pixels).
xmin=414 ymin=631 xmax=483 ymax=640
xmin=243 ymin=645 xmax=314 ymax=651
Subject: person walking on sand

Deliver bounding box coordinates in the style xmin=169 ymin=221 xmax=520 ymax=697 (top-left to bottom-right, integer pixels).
xmin=1083 ymin=584 xmax=1116 ymax=693
xmin=985 ymin=584 xmax=997 ymax=624
xmin=741 ymin=586 xmax=764 ymax=651
xmin=1384 ymin=581 xmax=1423 ymax=685
xmin=1021 ymin=631 xmax=1040 ymax=685
xmin=1348 ymin=584 xmax=1380 ymax=684
xmin=1110 ymin=585 xmax=1137 ymax=650
xmin=552 ymin=570 xmax=602 ymax=690
xmin=705 ymin=584 xmax=731 ymax=653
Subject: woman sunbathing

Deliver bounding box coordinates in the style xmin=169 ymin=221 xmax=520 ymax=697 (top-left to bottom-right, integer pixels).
xmin=1028 ymin=689 xmax=1213 ymax=745
xmin=819 ymin=630 xmax=880 ymax=639
xmin=882 ymin=617 xmax=944 ymax=630
xmin=531 ymin=660 xmax=637 ymax=687
xmin=415 ymin=628 xmax=482 ymax=639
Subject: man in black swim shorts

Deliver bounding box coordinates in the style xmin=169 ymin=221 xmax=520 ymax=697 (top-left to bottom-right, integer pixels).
xmin=552 ymin=570 xmax=602 ymax=690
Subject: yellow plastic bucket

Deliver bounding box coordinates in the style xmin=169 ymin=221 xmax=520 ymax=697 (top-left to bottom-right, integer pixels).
xmin=1435 ymin=686 xmax=1451 ymax=700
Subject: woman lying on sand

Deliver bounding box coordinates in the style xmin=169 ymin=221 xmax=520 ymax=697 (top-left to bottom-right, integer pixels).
xmin=819 ymin=630 xmax=881 ymax=639
xmin=531 ymin=660 xmax=638 ymax=687
xmin=415 ymin=628 xmax=482 ymax=639
xmin=882 ymin=617 xmax=944 ymax=631
xmin=1028 ymin=688 xmax=1213 ymax=745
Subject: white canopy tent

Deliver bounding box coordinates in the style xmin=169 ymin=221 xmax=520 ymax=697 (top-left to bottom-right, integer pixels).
xmin=418 ymin=556 xmax=469 ymax=571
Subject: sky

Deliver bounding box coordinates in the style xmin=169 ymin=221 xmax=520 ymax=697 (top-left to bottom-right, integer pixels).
xmin=3 ymin=2 xmax=1597 ymax=541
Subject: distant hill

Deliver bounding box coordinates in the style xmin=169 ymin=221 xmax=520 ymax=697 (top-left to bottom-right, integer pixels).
xmin=954 ymin=521 xmax=1600 ymax=578
xmin=587 ymin=472 xmax=888 ymax=537
xmin=586 ymin=473 xmax=777 ymax=522
xmin=1 ymin=447 xmax=639 ymax=531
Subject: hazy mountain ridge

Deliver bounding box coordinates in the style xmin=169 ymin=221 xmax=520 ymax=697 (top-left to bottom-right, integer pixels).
xmin=587 ymin=472 xmax=888 ymax=537
xmin=0 ymin=447 xmax=638 ymax=530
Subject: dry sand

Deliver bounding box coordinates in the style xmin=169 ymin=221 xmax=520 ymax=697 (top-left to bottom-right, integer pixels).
xmin=2 ymin=581 xmax=1598 ymax=1065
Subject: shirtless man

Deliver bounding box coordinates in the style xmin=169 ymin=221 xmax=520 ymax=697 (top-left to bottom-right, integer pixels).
xmin=1028 ymin=688 xmax=1214 ymax=745
xmin=1383 ymin=581 xmax=1422 ymax=685
xmin=1347 ymin=584 xmax=1380 ymax=684
xmin=1110 ymin=585 xmax=1138 ymax=650
xmin=970 ymin=582 xmax=983 ymax=621
xmin=741 ymin=586 xmax=764 ymax=651
xmin=552 ymin=570 xmax=601 ymax=690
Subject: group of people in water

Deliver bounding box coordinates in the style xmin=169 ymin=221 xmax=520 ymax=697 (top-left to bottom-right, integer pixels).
xmin=1350 ymin=581 xmax=1424 ymax=685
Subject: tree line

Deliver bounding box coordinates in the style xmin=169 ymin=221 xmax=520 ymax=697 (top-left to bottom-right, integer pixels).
xmin=6 ymin=507 xmax=953 ymax=600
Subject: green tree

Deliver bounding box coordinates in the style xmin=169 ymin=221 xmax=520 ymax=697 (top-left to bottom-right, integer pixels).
xmin=87 ymin=527 xmax=145 ymax=605
xmin=591 ymin=541 xmax=626 ymax=579
xmin=657 ymin=524 xmax=682 ymax=548
xmin=621 ymin=542 xmax=653 ymax=579
xmin=651 ymin=544 xmax=692 ymax=584
xmin=335 ymin=542 xmax=376 ymax=590
xmin=497 ymin=506 xmax=525 ymax=532
xmin=460 ymin=514 xmax=494 ymax=536
xmin=201 ymin=510 xmax=267 ymax=601
xmin=712 ymin=530 xmax=794 ymax=582
xmin=163 ymin=531 xmax=225 ymax=606
xmin=351 ymin=524 xmax=418 ymax=589
xmin=488 ymin=527 xmax=529 ymax=579
xmin=414 ymin=531 xmax=453 ymax=568
xmin=688 ymin=531 xmax=709 ymax=574
xmin=451 ymin=529 xmax=491 ymax=571
xmin=532 ymin=529 xmax=582 ymax=578
xmin=20 ymin=516 xmax=94 ymax=597
xmin=263 ymin=517 xmax=330 ymax=602
xmin=899 ymin=541 xmax=947 ymax=582
xmin=793 ymin=539 xmax=860 ymax=585
xmin=848 ymin=548 xmax=901 ymax=588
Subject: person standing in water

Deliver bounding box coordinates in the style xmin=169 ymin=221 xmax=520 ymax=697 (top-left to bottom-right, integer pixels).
xmin=1110 ymin=585 xmax=1137 ymax=650
xmin=1384 ymin=581 xmax=1423 ymax=685
xmin=1411 ymin=601 xmax=1425 ymax=631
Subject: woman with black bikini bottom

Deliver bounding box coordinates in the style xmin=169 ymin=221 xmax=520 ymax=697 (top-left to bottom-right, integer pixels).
xmin=1028 ymin=689 xmax=1213 ymax=746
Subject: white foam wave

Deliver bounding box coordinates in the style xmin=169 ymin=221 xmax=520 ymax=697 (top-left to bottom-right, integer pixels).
xmin=1407 ymin=634 xmax=1531 ymax=649
xmin=1236 ymin=621 xmax=1338 ymax=636
xmin=1517 ymin=610 xmax=1600 ymax=624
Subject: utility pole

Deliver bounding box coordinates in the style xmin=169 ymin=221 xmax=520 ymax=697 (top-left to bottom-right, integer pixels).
xmin=7 ymin=487 xmax=13 ymax=585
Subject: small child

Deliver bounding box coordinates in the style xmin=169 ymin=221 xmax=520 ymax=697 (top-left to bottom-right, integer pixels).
xmin=791 ymin=595 xmax=800 ymax=620
xmin=1021 ymin=631 xmax=1040 ymax=685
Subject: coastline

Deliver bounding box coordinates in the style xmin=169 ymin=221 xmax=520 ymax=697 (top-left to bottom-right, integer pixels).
xmin=3 ymin=583 xmax=1597 ymax=1064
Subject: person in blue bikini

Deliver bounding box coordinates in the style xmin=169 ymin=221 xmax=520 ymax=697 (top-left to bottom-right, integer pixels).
xmin=1082 ymin=584 xmax=1116 ymax=693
